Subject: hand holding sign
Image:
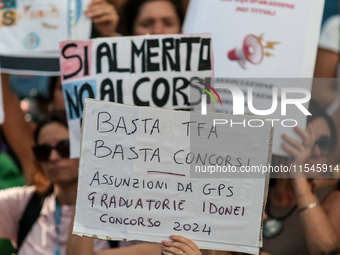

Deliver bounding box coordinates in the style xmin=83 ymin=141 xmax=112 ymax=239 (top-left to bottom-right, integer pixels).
xmin=162 ymin=235 xmax=202 ymax=255
xmin=85 ymin=0 xmax=119 ymax=37
xmin=73 ymin=99 xmax=272 ymax=254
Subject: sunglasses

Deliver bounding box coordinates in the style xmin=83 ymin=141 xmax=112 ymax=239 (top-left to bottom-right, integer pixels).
xmin=32 ymin=139 xmax=70 ymax=162
xmin=313 ymin=136 xmax=333 ymax=157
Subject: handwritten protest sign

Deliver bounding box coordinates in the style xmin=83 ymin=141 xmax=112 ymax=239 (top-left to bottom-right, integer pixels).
xmin=73 ymin=99 xmax=272 ymax=254
xmin=0 ymin=0 xmax=91 ymax=75
xmin=59 ymin=34 xmax=213 ymax=158
xmin=183 ymin=0 xmax=324 ymax=156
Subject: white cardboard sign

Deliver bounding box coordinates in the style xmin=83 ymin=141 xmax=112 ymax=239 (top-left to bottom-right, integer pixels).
xmin=74 ymin=99 xmax=272 ymax=254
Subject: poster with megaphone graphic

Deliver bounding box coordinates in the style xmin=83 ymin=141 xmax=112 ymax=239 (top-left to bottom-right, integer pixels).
xmin=227 ymin=34 xmax=279 ymax=69
xmin=183 ymin=0 xmax=324 ymax=156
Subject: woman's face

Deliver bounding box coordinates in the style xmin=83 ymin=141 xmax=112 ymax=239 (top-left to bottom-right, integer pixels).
xmin=307 ymin=117 xmax=332 ymax=167
xmin=133 ymin=0 xmax=181 ymax=35
xmin=37 ymin=122 xmax=79 ymax=186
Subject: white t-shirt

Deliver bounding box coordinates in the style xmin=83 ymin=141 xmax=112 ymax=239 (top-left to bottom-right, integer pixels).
xmin=0 ymin=186 xmax=110 ymax=255
xmin=318 ymin=15 xmax=340 ymax=114
xmin=319 ymin=15 xmax=340 ymax=53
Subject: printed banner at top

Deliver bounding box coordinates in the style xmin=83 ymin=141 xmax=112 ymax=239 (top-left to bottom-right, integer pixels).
xmin=0 ymin=0 xmax=91 ymax=54
xmin=183 ymin=0 xmax=324 ymax=78
xmin=59 ymin=34 xmax=213 ymax=158
xmin=183 ymin=0 xmax=324 ymax=156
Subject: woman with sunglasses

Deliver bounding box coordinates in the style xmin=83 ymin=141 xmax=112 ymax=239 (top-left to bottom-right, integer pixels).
xmin=0 ymin=112 xmax=161 ymax=255
xmin=0 ymin=112 xmax=108 ymax=254
xmin=261 ymin=100 xmax=340 ymax=255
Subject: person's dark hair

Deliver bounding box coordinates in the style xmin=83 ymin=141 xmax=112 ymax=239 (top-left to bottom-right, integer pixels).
xmin=48 ymin=76 xmax=59 ymax=103
xmin=33 ymin=111 xmax=68 ymax=143
xmin=32 ymin=111 xmax=68 ymax=196
xmin=47 ymin=76 xmax=62 ymax=113
xmin=327 ymin=249 xmax=340 ymax=255
xmin=307 ymin=100 xmax=337 ymax=152
xmin=117 ymin=0 xmax=184 ymax=36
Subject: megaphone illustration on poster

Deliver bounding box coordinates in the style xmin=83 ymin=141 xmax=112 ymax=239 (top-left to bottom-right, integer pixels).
xmin=227 ymin=34 xmax=264 ymax=69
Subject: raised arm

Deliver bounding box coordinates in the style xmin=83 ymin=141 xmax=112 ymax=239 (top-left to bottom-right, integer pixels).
xmin=312 ymin=48 xmax=339 ymax=109
xmin=312 ymin=15 xmax=340 ymax=109
xmin=282 ymin=124 xmax=340 ymax=254
xmin=66 ymin=212 xmax=94 ymax=255
xmin=292 ymin=178 xmax=340 ymax=254
xmin=0 ymin=73 xmax=35 ymax=184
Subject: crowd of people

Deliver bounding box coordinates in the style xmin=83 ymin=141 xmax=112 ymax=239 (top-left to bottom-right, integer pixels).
xmin=0 ymin=0 xmax=340 ymax=255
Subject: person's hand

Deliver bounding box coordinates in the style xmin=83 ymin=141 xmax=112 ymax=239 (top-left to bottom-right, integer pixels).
xmin=282 ymin=123 xmax=316 ymax=169
xmin=85 ymin=0 xmax=119 ymax=37
xmin=162 ymin=235 xmax=202 ymax=255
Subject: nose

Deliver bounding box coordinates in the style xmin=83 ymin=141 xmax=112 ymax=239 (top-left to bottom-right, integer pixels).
xmin=49 ymin=148 xmax=62 ymax=161
xmin=311 ymin=143 xmax=322 ymax=157
xmin=152 ymin=22 xmax=165 ymax=34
